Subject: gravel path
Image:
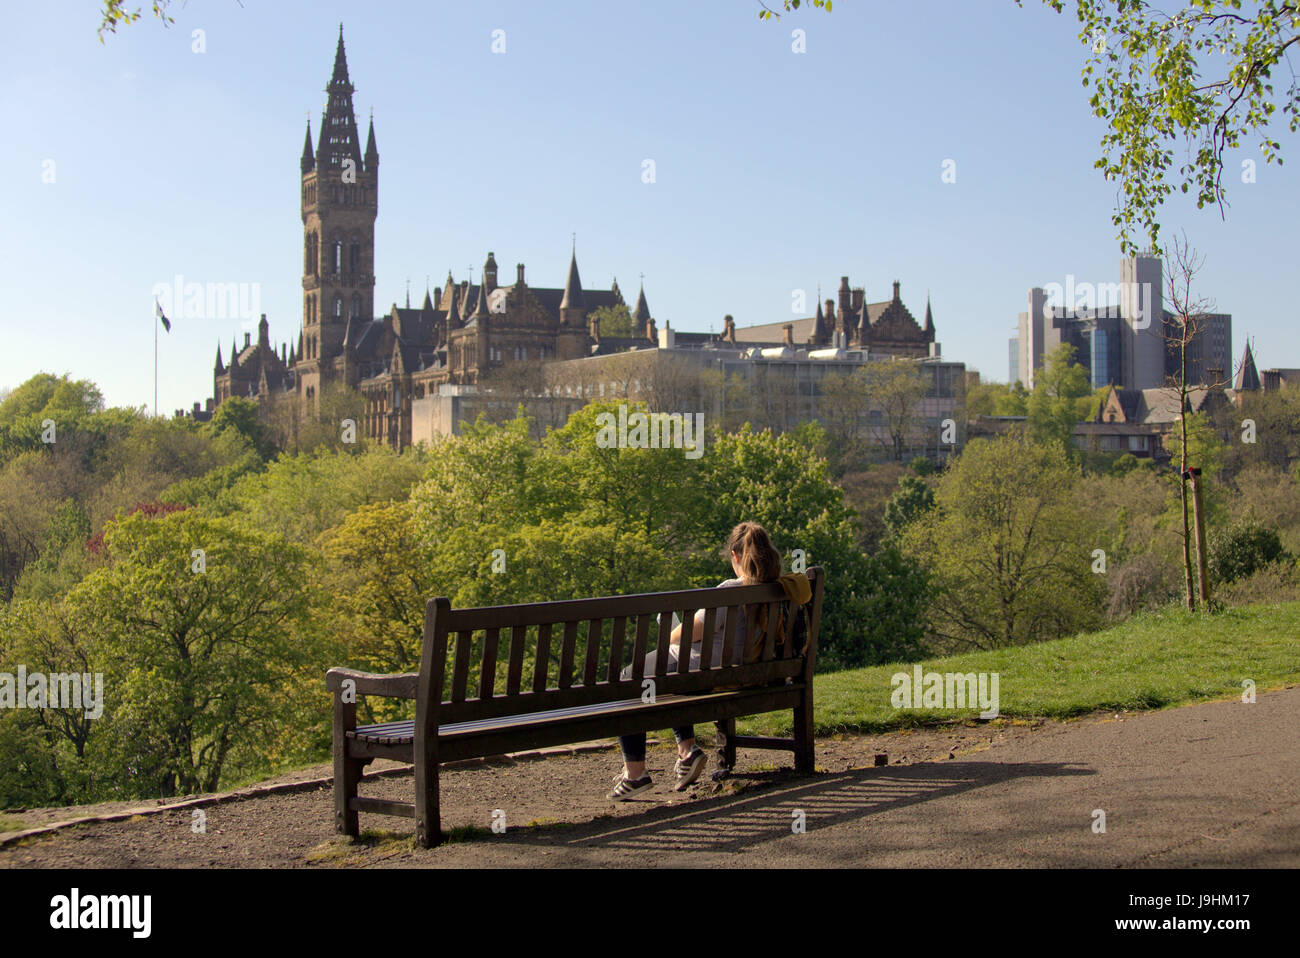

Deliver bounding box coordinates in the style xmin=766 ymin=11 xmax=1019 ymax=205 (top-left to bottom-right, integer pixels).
xmin=3 ymin=688 xmax=1295 ymax=868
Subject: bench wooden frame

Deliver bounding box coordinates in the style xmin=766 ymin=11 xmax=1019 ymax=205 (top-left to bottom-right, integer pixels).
xmin=326 ymin=567 xmax=824 ymax=848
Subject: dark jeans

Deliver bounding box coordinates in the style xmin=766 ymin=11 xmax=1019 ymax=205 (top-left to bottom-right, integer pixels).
xmin=619 ymin=726 xmax=695 ymax=764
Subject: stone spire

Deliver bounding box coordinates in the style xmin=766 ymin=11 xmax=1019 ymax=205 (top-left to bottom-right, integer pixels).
xmin=471 ymin=278 xmax=490 ymax=320
xmin=214 ymin=342 xmax=224 ymax=373
xmin=300 ymin=119 xmax=315 ymax=174
xmin=633 ymin=281 xmax=651 ymax=325
xmin=317 ymin=23 xmax=362 ymax=173
xmin=924 ymin=294 xmax=935 ymax=339
xmin=331 ymin=23 xmax=349 ymax=84
xmin=364 ymin=112 xmax=378 ymax=172
xmin=560 ymin=245 xmax=585 ymax=311
xmin=813 ymin=299 xmax=829 ymax=344
xmin=446 ymin=281 xmax=463 ymax=329
xmin=1235 ymin=341 xmax=1261 ymax=392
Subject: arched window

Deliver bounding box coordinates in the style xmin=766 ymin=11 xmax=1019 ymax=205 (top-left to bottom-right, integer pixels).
xmin=333 ymin=241 xmax=342 ymax=274
xmin=349 ymin=242 xmax=360 ymax=272
xmin=351 ymin=293 xmax=362 ymax=320
xmin=334 ymin=295 xmax=343 ymax=318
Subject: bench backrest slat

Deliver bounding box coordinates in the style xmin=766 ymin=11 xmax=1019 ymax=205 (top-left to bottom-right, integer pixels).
xmin=506 ymin=625 xmax=527 ymax=695
xmin=558 ymin=620 xmax=578 ymax=689
xmin=720 ymin=604 xmax=739 ymax=667
xmin=582 ymin=618 xmax=602 ymax=686
xmin=451 ymin=629 xmax=472 ymax=702
xmin=606 ymin=616 xmax=628 ymax=683
xmin=676 ymin=606 xmax=695 ymax=676
xmin=697 ymin=606 xmax=716 ymax=670
xmin=478 ymin=627 xmax=500 ymax=700
xmin=762 ymin=600 xmax=778 ymax=662
xmin=630 ymin=614 xmax=650 ymax=684
xmin=653 ymin=612 xmax=672 ymax=678
xmin=532 ymin=622 xmax=552 ymax=694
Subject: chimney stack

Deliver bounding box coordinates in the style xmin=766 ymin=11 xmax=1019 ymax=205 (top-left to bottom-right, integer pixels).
xmin=516 ymin=263 xmax=525 ymax=286
xmin=723 ymin=315 xmax=736 ymax=344
xmin=783 ymin=324 xmax=794 ymax=346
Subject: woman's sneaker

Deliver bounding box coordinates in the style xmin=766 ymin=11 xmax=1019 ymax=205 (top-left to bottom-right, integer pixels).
xmin=673 ymin=747 xmax=708 ymax=791
xmin=607 ymin=772 xmax=654 ymax=801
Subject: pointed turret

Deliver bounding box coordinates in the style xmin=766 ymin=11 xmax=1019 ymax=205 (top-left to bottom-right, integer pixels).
xmin=214 ymin=342 xmax=225 ymax=373
xmin=483 ymin=252 xmax=498 ymax=292
xmin=364 ymin=113 xmax=378 ymax=172
xmin=258 ymin=313 xmax=270 ymax=348
xmin=813 ymin=299 xmax=830 ymax=344
xmin=471 ymin=279 xmax=490 ymax=321
xmin=229 ymin=337 xmax=240 ymax=372
xmin=445 ymin=283 xmax=463 ymax=329
xmin=301 ymin=119 xmax=315 ymax=174
xmin=422 ymin=288 xmax=434 ymax=313
xmin=1235 ymin=342 xmax=1261 ymax=392
xmin=924 ymin=295 xmax=935 ymax=340
xmin=560 ymin=247 xmax=585 ymax=311
xmin=298 ymin=330 xmax=304 ymax=360
xmin=633 ymin=282 xmax=651 ymax=325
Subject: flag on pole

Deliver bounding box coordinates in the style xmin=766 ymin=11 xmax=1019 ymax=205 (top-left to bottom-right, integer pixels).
xmin=155 ymin=298 xmax=172 ymax=333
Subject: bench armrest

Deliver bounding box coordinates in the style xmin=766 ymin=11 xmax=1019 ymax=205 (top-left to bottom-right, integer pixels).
xmin=326 ymin=667 xmax=419 ymax=700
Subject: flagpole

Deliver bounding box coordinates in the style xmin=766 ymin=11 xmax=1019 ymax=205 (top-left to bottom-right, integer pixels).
xmin=154 ymin=304 xmax=159 ymax=418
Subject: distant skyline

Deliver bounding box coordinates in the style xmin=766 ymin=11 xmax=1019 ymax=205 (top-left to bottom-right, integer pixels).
xmin=4 ymin=0 xmax=1297 ymax=413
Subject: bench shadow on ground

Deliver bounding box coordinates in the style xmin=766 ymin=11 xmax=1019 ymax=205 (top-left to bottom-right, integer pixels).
xmin=449 ymin=760 xmax=1094 ymax=856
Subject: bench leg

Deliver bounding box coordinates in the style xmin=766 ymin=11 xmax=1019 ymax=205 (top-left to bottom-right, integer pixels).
xmin=414 ymin=752 xmax=442 ymax=849
xmin=793 ymin=685 xmax=815 ymax=774
xmin=714 ymin=718 xmax=736 ymax=775
xmin=333 ymin=697 xmax=361 ymax=838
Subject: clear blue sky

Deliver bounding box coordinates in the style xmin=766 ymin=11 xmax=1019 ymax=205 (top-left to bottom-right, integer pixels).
xmin=3 ymin=0 xmax=1296 ymax=413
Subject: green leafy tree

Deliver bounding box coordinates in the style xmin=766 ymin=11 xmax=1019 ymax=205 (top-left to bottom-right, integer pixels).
xmin=68 ymin=509 xmax=311 ymax=797
xmin=994 ymin=381 xmax=1031 ymax=416
xmin=1209 ymin=519 xmax=1290 ymax=583
xmin=589 ymin=303 xmax=638 ymax=339
xmin=318 ymin=500 xmax=432 ymax=677
xmin=901 ymin=433 xmax=1104 ymax=650
xmin=1029 ymin=0 xmax=1300 ymax=254
xmin=208 ymin=397 xmax=276 ymax=461
xmin=219 ymin=445 xmax=426 ymax=545
xmin=1027 ymin=343 xmax=1092 ymax=457
xmin=883 ymin=475 xmax=936 ymax=541
xmin=861 ymin=359 xmax=930 ymax=462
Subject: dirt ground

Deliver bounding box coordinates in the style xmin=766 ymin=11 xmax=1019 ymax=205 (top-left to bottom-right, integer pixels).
xmin=0 ymin=718 xmax=1045 ymax=867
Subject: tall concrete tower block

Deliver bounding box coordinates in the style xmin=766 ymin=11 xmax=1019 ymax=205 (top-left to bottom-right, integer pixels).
xmin=1019 ymin=287 xmax=1048 ymax=389
xmin=1121 ymin=256 xmax=1163 ymax=389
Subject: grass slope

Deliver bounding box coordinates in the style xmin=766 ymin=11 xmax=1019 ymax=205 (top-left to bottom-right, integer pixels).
xmin=740 ymin=601 xmax=1300 ymax=737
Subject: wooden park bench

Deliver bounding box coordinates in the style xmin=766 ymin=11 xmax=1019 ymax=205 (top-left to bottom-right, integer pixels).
xmin=326 ymin=567 xmax=824 ymax=847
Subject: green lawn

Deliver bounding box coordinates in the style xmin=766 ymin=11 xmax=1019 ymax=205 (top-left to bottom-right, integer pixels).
xmin=738 ymin=601 xmax=1300 ymax=737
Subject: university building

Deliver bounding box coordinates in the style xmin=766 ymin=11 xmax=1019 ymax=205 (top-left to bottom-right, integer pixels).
xmin=202 ymin=28 xmax=961 ymax=458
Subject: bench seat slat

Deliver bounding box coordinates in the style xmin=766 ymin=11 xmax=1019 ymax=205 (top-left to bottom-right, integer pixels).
xmin=347 ymin=686 xmax=802 ymax=746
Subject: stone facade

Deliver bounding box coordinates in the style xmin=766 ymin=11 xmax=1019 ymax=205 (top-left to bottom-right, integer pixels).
xmin=208 ymin=28 xmax=657 ymax=449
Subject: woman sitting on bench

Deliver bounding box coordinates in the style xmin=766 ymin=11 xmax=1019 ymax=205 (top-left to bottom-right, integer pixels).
xmin=608 ymin=521 xmax=783 ymax=800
